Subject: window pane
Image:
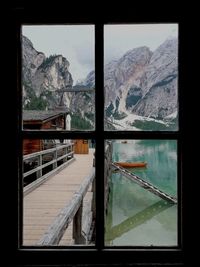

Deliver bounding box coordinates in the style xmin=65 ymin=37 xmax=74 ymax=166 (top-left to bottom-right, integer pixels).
xmin=104 ymin=24 xmax=178 ymax=131
xmin=105 ymin=140 xmax=177 ymax=246
xmin=22 ymin=25 xmax=95 ymax=131
xmin=23 ymin=139 xmax=95 ymax=246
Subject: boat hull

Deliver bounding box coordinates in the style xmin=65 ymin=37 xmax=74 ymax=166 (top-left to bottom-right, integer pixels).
xmin=114 ymin=162 xmax=147 ymax=168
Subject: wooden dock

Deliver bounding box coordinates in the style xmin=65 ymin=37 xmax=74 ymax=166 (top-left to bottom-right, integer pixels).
xmin=23 ymin=148 xmax=95 ymax=246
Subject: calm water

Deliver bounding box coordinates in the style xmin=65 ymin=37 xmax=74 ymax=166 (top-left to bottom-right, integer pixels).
xmin=105 ymin=140 xmax=177 ymax=246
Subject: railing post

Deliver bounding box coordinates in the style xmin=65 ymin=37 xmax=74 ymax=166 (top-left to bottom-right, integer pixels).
xmin=64 ymin=145 xmax=67 ymax=162
xmin=53 ymin=146 xmax=57 ymax=169
xmin=36 ymin=154 xmax=42 ymax=179
xmin=91 ymin=177 xmax=96 ymax=220
xmin=73 ymin=199 xmax=86 ymax=244
xmin=69 ymin=143 xmax=74 ymax=160
xmin=105 ymin=141 xmax=113 ymax=215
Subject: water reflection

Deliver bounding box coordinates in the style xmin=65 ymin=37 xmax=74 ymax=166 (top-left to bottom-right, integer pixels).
xmin=105 ymin=200 xmax=174 ymax=242
xmin=105 ymin=140 xmax=177 ymax=246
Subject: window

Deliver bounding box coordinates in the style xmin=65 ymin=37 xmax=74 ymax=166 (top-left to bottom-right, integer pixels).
xmin=105 ymin=139 xmax=178 ymax=246
xmin=13 ymin=14 xmax=186 ymax=266
xmin=104 ymin=24 xmax=179 ymax=247
xmin=21 ymin=25 xmax=96 ymax=247
xmin=22 ymin=25 xmax=95 ymax=131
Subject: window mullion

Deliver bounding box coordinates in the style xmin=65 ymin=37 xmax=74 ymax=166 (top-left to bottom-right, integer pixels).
xmin=95 ymin=23 xmax=104 ymax=250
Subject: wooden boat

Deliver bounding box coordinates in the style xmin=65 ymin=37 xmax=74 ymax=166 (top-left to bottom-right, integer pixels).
xmin=114 ymin=161 xmax=147 ymax=168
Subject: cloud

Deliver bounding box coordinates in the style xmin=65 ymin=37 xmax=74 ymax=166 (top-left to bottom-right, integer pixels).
xmin=22 ymin=25 xmax=94 ymax=83
xmin=104 ymin=24 xmax=178 ymax=64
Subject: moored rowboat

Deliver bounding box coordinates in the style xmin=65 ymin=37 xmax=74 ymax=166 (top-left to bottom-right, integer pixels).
xmin=114 ymin=161 xmax=147 ymax=168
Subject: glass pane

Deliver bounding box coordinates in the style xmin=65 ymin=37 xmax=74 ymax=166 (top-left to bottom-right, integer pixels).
xmin=23 ymin=139 xmax=95 ymax=246
xmin=22 ymin=25 xmax=95 ymax=131
xmin=104 ymin=24 xmax=178 ymax=131
xmin=105 ymin=140 xmax=177 ymax=246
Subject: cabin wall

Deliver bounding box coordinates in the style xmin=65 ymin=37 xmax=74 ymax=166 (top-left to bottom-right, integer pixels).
xmin=23 ymin=139 xmax=42 ymax=155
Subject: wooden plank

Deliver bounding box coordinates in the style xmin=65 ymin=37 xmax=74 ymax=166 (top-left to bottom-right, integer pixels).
xmin=23 ymin=149 xmax=95 ymax=246
xmin=24 ymin=157 xmax=75 ymax=195
xmin=37 ymin=168 xmax=95 ymax=245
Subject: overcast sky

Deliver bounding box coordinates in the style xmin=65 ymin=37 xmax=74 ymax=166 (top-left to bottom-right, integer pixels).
xmin=104 ymin=24 xmax=178 ymax=63
xmin=22 ymin=24 xmax=178 ymax=83
xmin=22 ymin=25 xmax=94 ymax=84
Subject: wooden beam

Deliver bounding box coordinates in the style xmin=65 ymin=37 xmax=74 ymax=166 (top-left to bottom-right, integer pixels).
xmin=73 ymin=200 xmax=86 ymax=244
xmin=23 ymin=151 xmax=74 ymax=178
xmin=36 ymin=154 xmax=42 ymax=179
xmin=91 ymin=178 xmax=96 ymax=220
xmin=23 ymin=143 xmax=73 ymax=160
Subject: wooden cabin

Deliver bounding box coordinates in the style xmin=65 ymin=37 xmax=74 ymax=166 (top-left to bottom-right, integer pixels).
xmin=23 ymin=110 xmax=68 ymax=130
xmin=23 ymin=110 xmax=69 ymax=155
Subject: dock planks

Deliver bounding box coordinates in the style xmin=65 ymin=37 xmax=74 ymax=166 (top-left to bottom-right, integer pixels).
xmin=23 ymin=148 xmax=95 ymax=246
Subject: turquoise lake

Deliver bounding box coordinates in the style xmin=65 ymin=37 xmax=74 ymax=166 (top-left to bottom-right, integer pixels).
xmin=105 ymin=140 xmax=178 ymax=246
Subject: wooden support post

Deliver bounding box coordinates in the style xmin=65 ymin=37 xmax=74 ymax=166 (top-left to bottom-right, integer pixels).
xmin=73 ymin=199 xmax=86 ymax=244
xmin=53 ymin=147 xmax=57 ymax=169
xmin=64 ymin=146 xmax=68 ymax=162
xmin=105 ymin=141 xmax=113 ymax=215
xmin=36 ymin=154 xmax=42 ymax=179
xmin=91 ymin=178 xmax=96 ymax=220
xmin=93 ymin=152 xmax=95 ymax=167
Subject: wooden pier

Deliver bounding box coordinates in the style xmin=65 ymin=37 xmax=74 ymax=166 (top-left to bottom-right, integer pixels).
xmin=23 ymin=147 xmax=95 ymax=246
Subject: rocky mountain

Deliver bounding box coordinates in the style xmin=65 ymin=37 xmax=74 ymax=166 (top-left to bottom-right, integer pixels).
xmin=105 ymin=47 xmax=152 ymax=117
xmin=133 ymin=38 xmax=178 ymax=119
xmin=104 ymin=37 xmax=178 ymax=130
xmin=22 ymin=35 xmax=94 ymax=129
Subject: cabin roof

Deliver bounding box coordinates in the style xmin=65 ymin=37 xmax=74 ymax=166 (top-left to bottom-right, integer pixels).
xmin=23 ymin=110 xmax=68 ymax=124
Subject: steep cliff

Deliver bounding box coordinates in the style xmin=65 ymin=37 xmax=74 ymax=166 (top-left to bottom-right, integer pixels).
xmin=104 ymin=37 xmax=178 ymax=130
xmin=133 ymin=38 xmax=178 ymax=119
xmin=104 ymin=47 xmax=152 ymax=118
xmin=22 ymin=35 xmax=94 ymax=129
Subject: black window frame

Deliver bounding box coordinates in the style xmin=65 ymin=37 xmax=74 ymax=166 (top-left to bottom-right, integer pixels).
xmin=10 ymin=8 xmax=189 ymax=266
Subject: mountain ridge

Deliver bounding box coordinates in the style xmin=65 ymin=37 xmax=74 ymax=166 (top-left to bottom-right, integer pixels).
xmin=103 ymin=37 xmax=178 ymax=129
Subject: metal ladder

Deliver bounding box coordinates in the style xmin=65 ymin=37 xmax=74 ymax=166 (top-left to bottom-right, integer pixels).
xmin=111 ymin=162 xmax=177 ymax=204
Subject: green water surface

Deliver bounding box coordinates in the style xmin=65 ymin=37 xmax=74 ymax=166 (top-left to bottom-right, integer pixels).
xmin=105 ymin=140 xmax=177 ymax=246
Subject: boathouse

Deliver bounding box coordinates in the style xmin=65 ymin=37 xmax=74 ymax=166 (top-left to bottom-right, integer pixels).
xmin=23 ymin=110 xmax=69 ymax=155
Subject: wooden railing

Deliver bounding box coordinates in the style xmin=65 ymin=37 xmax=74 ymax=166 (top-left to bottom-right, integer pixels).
xmin=23 ymin=143 xmax=75 ymax=195
xmin=37 ymin=167 xmax=95 ymax=245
